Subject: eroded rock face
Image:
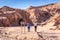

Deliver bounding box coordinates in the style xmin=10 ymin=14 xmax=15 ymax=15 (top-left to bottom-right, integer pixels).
xmin=26 ymin=9 xmax=51 ymax=23
xmin=53 ymin=15 xmax=60 ymax=29
xmin=26 ymin=2 xmax=60 ymax=26
xmin=0 ymin=2 xmax=60 ymax=26
xmin=0 ymin=6 xmax=33 ymax=26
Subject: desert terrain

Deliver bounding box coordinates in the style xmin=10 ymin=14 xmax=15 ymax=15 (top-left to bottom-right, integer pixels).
xmin=0 ymin=26 xmax=60 ymax=40
xmin=0 ymin=2 xmax=60 ymax=40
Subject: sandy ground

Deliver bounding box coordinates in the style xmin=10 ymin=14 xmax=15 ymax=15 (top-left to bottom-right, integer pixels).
xmin=0 ymin=26 xmax=60 ymax=40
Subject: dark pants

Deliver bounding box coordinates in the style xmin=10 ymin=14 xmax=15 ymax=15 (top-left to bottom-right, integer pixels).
xmin=28 ymin=27 xmax=30 ymax=32
xmin=35 ymin=26 xmax=37 ymax=32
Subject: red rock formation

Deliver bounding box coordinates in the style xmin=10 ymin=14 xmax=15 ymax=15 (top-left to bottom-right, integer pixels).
xmin=0 ymin=6 xmax=33 ymax=26
xmin=26 ymin=2 xmax=60 ymax=25
xmin=0 ymin=2 xmax=60 ymax=27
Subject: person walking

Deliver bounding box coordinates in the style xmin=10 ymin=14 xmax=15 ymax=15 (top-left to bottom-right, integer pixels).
xmin=27 ymin=22 xmax=30 ymax=32
xmin=34 ymin=22 xmax=37 ymax=32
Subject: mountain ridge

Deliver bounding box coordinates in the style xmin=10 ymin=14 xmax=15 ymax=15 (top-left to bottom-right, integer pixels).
xmin=0 ymin=2 xmax=60 ymax=27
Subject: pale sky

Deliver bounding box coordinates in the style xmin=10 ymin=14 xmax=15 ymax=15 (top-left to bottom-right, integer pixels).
xmin=0 ymin=0 xmax=60 ymax=9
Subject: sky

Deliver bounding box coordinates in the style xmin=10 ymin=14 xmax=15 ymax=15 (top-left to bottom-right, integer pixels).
xmin=0 ymin=0 xmax=60 ymax=9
